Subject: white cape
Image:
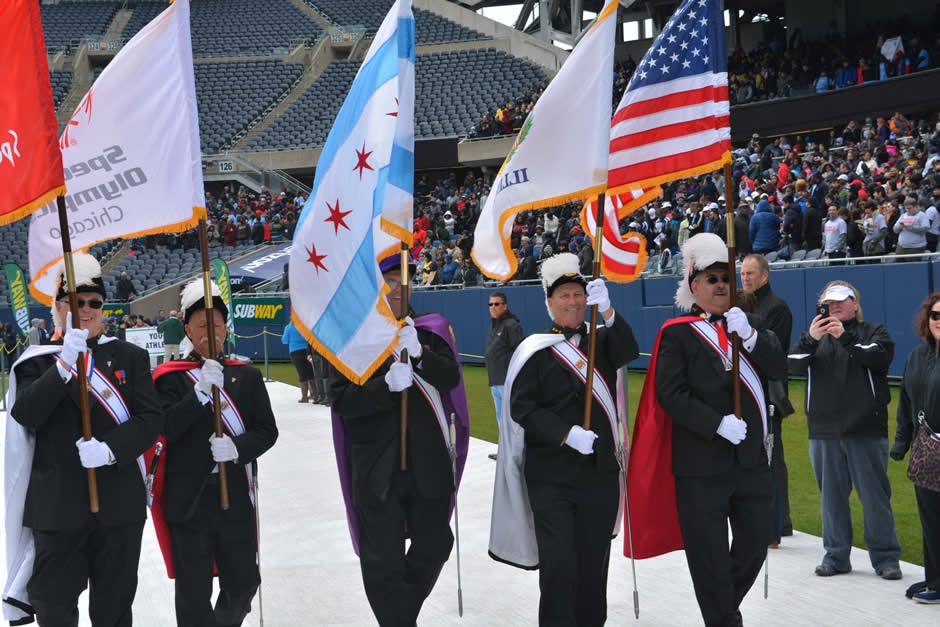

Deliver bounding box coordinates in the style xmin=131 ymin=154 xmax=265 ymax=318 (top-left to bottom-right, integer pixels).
xmin=3 ymin=338 xmax=116 ymax=623
xmin=488 ymin=332 xmax=625 ymax=569
xmin=3 ymin=344 xmax=61 ymax=623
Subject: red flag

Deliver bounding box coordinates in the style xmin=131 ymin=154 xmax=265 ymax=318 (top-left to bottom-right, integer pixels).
xmin=607 ymin=0 xmax=730 ymax=197
xmin=0 ymin=0 xmax=66 ymax=226
xmin=624 ymin=316 xmax=698 ymax=558
xmin=580 ymin=190 xmax=656 ymax=283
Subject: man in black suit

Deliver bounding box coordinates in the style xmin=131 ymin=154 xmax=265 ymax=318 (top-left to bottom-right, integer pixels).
xmin=329 ymin=256 xmax=462 ymax=626
xmin=153 ymin=279 xmax=278 ymax=627
xmin=741 ymin=254 xmax=794 ymax=544
xmin=507 ymin=252 xmax=639 ymax=626
xmin=656 ymin=234 xmax=785 ymax=627
xmin=7 ymin=252 xmax=162 ymax=626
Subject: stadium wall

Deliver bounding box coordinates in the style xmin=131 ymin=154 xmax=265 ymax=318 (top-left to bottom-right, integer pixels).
xmin=3 ymin=262 xmax=935 ymax=376
xmin=412 ymin=260 xmax=937 ymax=378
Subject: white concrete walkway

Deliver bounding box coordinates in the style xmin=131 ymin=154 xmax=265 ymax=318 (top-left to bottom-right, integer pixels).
xmin=2 ymin=381 xmax=935 ymax=626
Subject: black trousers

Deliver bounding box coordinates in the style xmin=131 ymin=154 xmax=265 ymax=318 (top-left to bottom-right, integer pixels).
xmin=29 ymin=520 xmax=145 ymax=627
xmin=675 ymin=464 xmax=772 ymax=627
xmin=356 ymin=469 xmax=454 ymax=627
xmin=915 ymin=485 xmax=940 ymax=588
xmin=529 ymin=470 xmax=619 ymax=627
xmin=170 ymin=485 xmax=260 ymax=627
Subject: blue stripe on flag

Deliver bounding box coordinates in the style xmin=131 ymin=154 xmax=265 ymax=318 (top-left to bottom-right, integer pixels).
xmin=371 ymin=145 xmax=414 ymax=220
xmin=389 ymin=144 xmax=414 ymax=194
xmin=372 ymin=167 xmax=390 ymax=219
xmin=398 ymin=17 xmax=415 ymax=61
xmin=311 ymin=237 xmax=379 ymax=354
xmin=299 ymin=34 xmax=403 ymax=226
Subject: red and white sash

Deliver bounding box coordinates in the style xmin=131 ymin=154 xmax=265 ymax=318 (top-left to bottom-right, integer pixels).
xmin=67 ymin=353 xmax=147 ymax=483
xmin=688 ymin=320 xmax=768 ymax=438
xmin=185 ymin=370 xmax=255 ymax=506
xmin=549 ymin=340 xmax=619 ymax=440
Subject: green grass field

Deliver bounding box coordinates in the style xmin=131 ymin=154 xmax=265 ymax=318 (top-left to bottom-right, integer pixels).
xmin=264 ymin=361 xmax=924 ymax=567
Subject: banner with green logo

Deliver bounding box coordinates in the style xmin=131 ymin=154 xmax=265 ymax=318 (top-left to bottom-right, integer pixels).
xmin=4 ymin=263 xmax=31 ymax=335
xmin=211 ymin=257 xmax=236 ymax=349
xmin=232 ymin=296 xmax=288 ymax=326
xmin=102 ymin=302 xmax=128 ymax=320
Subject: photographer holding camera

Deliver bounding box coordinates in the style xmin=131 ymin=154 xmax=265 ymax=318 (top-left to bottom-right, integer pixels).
xmin=789 ymin=281 xmax=902 ymax=580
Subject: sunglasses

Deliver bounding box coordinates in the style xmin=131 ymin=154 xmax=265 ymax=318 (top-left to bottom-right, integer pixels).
xmin=703 ymin=274 xmax=730 ymax=285
xmin=488 ymin=302 xmax=505 ymax=307
xmin=60 ymin=297 xmax=104 ymax=310
xmin=930 ymin=311 xmax=940 ymax=321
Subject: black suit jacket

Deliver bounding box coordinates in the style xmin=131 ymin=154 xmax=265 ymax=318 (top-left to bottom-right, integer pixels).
xmin=510 ymin=314 xmax=639 ymax=502
xmin=156 ymin=360 xmax=278 ymax=523
xmin=655 ymin=316 xmax=786 ymax=477
xmin=330 ymin=326 xmax=460 ymax=504
xmin=12 ymin=338 xmax=163 ymax=531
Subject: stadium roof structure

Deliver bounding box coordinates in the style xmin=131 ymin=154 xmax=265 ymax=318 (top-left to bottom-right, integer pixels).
xmin=446 ymin=0 xmax=786 ymax=46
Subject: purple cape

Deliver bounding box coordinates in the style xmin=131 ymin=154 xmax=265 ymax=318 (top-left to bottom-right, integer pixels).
xmin=331 ymin=313 xmax=471 ymax=555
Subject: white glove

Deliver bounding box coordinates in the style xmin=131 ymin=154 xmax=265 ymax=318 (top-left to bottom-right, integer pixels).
xmin=585 ymin=279 xmax=611 ymax=312
xmin=209 ymin=433 xmax=239 ymax=462
xmin=564 ymin=425 xmax=598 ymax=455
xmin=194 ymin=359 xmax=225 ymax=402
xmin=724 ymin=307 xmax=753 ymax=339
xmin=75 ymin=437 xmax=114 ymax=468
xmin=385 ymin=361 xmax=413 ymax=392
xmin=398 ymin=316 xmax=423 ymax=359
xmin=716 ymin=414 xmax=747 ymax=445
xmin=60 ymin=312 xmax=89 ymax=369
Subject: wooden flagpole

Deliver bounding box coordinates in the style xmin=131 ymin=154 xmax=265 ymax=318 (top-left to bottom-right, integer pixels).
xmin=399 ymin=243 xmax=410 ymax=471
xmin=582 ymin=192 xmax=606 ymax=430
xmin=198 ymin=219 xmax=229 ymax=510
xmin=722 ymin=163 xmax=742 ymax=417
xmin=56 ymin=195 xmax=99 ymax=513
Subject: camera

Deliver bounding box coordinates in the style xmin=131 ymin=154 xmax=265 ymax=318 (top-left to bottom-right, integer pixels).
xmin=816 ymin=303 xmax=830 ymax=319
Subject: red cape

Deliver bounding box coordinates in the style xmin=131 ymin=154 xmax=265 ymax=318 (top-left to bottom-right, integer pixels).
xmin=146 ymin=359 xmax=247 ymax=578
xmin=625 ymin=315 xmax=699 ymax=559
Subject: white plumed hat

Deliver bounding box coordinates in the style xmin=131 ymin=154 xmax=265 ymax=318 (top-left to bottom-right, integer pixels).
xmin=674 ymin=233 xmax=729 ymax=311
xmin=50 ymin=252 xmax=105 ymax=330
xmin=540 ymin=252 xmax=586 ymax=297
xmin=180 ymin=278 xmax=228 ymax=323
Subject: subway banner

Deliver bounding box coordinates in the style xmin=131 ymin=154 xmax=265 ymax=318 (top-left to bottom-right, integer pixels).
xmin=212 ymin=257 xmax=236 ymax=348
xmin=232 ymin=296 xmax=288 ymax=326
xmin=4 ymin=263 xmax=31 ymax=335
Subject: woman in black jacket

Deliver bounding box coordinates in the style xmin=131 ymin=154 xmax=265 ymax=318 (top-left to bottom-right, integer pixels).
xmin=892 ymin=293 xmax=940 ymax=604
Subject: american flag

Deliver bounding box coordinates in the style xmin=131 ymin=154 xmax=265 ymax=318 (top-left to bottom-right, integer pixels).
xmin=607 ymin=0 xmax=731 ymax=196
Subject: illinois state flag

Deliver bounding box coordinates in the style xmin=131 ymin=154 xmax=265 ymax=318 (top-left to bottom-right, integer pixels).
xmin=28 ymin=0 xmax=205 ymax=304
xmin=289 ymin=0 xmax=415 ymax=384
xmin=472 ymin=0 xmax=618 ymax=281
xmin=0 ymin=0 xmax=66 ymax=225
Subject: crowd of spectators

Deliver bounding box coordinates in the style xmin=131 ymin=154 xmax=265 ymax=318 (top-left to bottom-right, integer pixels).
xmin=126 ymin=184 xmax=307 ymax=254
xmin=729 ymin=19 xmax=939 ymax=104
xmin=620 ymin=111 xmax=940 ymax=266
xmin=413 ymin=108 xmax=940 ymax=288
xmin=468 ymin=15 xmax=940 ymax=137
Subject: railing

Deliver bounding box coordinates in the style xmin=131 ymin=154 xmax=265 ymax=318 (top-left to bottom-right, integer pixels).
xmin=329 ymin=25 xmax=367 ymax=45
xmin=202 ymin=152 xmax=312 ymax=197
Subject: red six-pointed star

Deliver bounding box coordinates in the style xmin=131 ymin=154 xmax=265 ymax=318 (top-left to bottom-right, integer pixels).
xmin=387 ymin=97 xmax=399 ymax=117
xmin=324 ymin=199 xmax=352 ymax=234
xmin=353 ymin=143 xmax=374 ymax=179
xmin=306 ymin=243 xmax=328 ymax=275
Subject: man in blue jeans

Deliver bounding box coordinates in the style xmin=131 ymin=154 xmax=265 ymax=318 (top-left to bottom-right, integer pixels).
xmin=484 ymin=291 xmax=523 ymax=460
xmin=789 ymin=281 xmax=902 ymax=580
